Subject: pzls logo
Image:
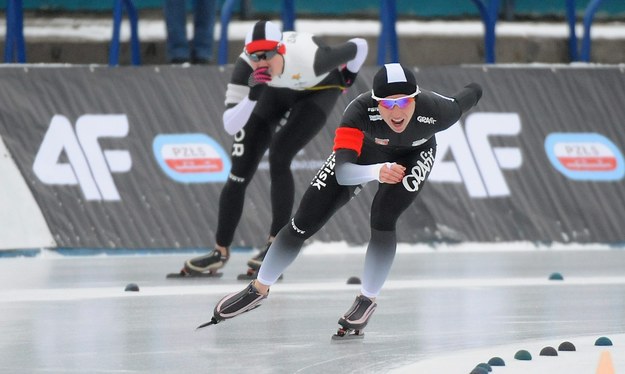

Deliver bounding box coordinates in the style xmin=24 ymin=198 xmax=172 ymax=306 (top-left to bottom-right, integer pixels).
xmin=33 ymin=114 xmax=132 ymax=201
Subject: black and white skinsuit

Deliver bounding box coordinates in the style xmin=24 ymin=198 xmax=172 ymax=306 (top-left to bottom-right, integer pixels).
xmin=216 ymin=31 xmax=367 ymax=248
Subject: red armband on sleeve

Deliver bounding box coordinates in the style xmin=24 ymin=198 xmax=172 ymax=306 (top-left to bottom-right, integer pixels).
xmin=333 ymin=127 xmax=364 ymax=156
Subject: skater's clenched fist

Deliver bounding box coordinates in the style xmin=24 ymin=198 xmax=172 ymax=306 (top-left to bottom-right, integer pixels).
xmin=378 ymin=162 xmax=405 ymax=184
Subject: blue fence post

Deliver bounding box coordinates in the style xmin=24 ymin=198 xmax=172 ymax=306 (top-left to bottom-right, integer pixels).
xmin=125 ymin=0 xmax=141 ymax=65
xmin=565 ymin=0 xmax=578 ymax=61
xmin=471 ymin=0 xmax=500 ymax=64
xmin=218 ymin=0 xmax=239 ymax=66
xmin=109 ymin=0 xmax=141 ymax=66
xmin=377 ymin=0 xmax=399 ymax=65
xmin=281 ymin=0 xmax=295 ymax=31
xmin=4 ymin=0 xmax=26 ymax=63
xmin=580 ymin=0 xmax=605 ymax=62
xmin=110 ymin=0 xmax=123 ymax=65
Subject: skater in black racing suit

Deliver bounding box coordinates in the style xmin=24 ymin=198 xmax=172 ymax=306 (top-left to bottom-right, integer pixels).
xmin=178 ymin=20 xmax=368 ymax=277
xmin=199 ymin=63 xmax=483 ymax=337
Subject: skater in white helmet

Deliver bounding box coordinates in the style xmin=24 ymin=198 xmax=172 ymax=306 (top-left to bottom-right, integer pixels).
xmin=173 ymin=20 xmax=368 ymax=278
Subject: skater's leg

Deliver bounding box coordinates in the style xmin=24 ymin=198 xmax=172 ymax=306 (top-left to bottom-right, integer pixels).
xmin=360 ymin=228 xmax=397 ymax=298
xmin=205 ymin=151 xmax=354 ymax=323
xmin=356 ymin=167 xmax=426 ymax=291
xmin=256 ymin=228 xmax=306 ymax=286
xmin=244 ymin=93 xmax=339 ymax=273
xmin=334 ymin=175 xmax=422 ymax=334
xmin=267 ymin=96 xmax=337 ymax=238
xmin=181 ymin=113 xmax=276 ymax=275
xmin=256 ymin=151 xmax=355 ymax=285
xmin=215 ymin=113 xmax=273 ymax=247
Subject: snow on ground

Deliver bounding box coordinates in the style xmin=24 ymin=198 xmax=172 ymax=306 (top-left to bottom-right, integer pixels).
xmin=1 ymin=17 xmax=625 ymax=42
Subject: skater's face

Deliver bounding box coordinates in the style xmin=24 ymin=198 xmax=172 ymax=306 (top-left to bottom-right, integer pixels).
xmin=376 ymin=93 xmax=416 ymax=133
xmin=247 ymin=48 xmax=284 ymax=77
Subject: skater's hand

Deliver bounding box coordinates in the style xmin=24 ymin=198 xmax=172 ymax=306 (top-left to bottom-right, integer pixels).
xmin=248 ymin=66 xmax=272 ymax=87
xmin=378 ymin=162 xmax=405 ymax=184
xmin=340 ymin=66 xmax=357 ymax=90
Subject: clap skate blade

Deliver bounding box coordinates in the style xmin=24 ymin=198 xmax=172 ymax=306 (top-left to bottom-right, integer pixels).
xmin=196 ymin=304 xmax=263 ymax=330
xmin=166 ymin=268 xmax=224 ymax=279
xmin=331 ymin=327 xmax=365 ymax=341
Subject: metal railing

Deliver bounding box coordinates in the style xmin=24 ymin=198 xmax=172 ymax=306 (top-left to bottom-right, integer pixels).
xmin=3 ymin=0 xmax=25 ymax=63
xmin=576 ymin=0 xmax=606 ymax=62
xmin=109 ymin=0 xmax=141 ymax=66
xmin=472 ymin=0 xmax=606 ymax=63
xmin=378 ymin=0 xmax=399 ymax=65
xmin=3 ymin=0 xmax=142 ymax=65
xmin=2 ymin=0 xmax=610 ymax=65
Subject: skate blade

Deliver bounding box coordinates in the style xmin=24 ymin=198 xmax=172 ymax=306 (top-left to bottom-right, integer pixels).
xmin=237 ymin=272 xmax=256 ymax=280
xmin=197 ymin=304 xmax=263 ymax=330
xmin=331 ymin=330 xmax=364 ymax=342
xmin=166 ymin=270 xmax=224 ymax=279
xmin=196 ymin=317 xmax=221 ymax=330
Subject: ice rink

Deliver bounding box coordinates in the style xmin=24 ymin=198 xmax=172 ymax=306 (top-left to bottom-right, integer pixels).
xmin=1 ymin=244 xmax=624 ymax=373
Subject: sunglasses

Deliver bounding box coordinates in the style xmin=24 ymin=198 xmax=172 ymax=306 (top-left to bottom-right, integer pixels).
xmin=246 ymin=48 xmax=280 ymax=62
xmin=371 ymin=88 xmax=420 ymax=109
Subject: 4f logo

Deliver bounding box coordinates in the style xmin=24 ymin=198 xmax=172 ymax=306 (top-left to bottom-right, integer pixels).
xmin=431 ymin=113 xmax=522 ymax=198
xmin=33 ymin=114 xmax=132 ymax=201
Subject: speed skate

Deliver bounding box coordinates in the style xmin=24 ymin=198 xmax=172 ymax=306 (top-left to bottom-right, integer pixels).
xmin=331 ymin=327 xmax=365 ymax=341
xmin=331 ymin=295 xmax=377 ymax=341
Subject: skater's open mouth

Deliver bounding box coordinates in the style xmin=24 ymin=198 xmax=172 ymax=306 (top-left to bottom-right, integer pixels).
xmin=391 ymin=118 xmax=404 ymax=127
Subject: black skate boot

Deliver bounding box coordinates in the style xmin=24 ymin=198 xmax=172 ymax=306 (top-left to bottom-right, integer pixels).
xmin=247 ymin=241 xmax=271 ymax=270
xmin=332 ymin=295 xmax=377 ymax=341
xmin=167 ymin=248 xmax=229 ymax=278
xmin=197 ymin=281 xmax=269 ymax=329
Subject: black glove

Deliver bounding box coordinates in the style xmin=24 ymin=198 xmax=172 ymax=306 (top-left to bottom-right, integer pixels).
xmin=465 ymin=82 xmax=483 ymax=102
xmin=340 ymin=67 xmax=358 ymax=88
xmin=455 ymin=83 xmax=483 ymax=112
xmin=248 ymin=85 xmax=265 ymax=101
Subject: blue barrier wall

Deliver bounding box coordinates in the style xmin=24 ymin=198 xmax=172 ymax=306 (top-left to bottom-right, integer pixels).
xmin=2 ymin=0 xmax=625 ymax=18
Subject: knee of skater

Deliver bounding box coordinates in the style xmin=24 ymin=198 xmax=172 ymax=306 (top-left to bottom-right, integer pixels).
xmin=369 ymin=227 xmax=397 ymax=242
xmin=286 ymin=218 xmax=313 ymax=241
xmin=371 ymin=219 xmax=398 ymax=232
xmin=228 ymin=173 xmax=250 ymax=185
xmin=268 ymin=154 xmax=293 ymax=173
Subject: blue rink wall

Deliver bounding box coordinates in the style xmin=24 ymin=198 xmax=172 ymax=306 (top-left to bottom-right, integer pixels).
xmin=0 ymin=65 xmax=624 ymax=251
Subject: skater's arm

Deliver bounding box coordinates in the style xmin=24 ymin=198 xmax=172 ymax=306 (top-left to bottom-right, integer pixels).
xmin=222 ymin=56 xmax=266 ymax=135
xmin=312 ymin=37 xmax=368 ymax=76
xmin=453 ymin=82 xmax=482 ymax=113
xmin=333 ymin=129 xmax=405 ymax=185
xmin=222 ymin=95 xmax=257 ymax=135
xmin=335 ymin=156 xmax=405 ymax=185
xmin=335 ymin=159 xmax=393 ymax=185
xmin=427 ymin=82 xmax=483 ymax=134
